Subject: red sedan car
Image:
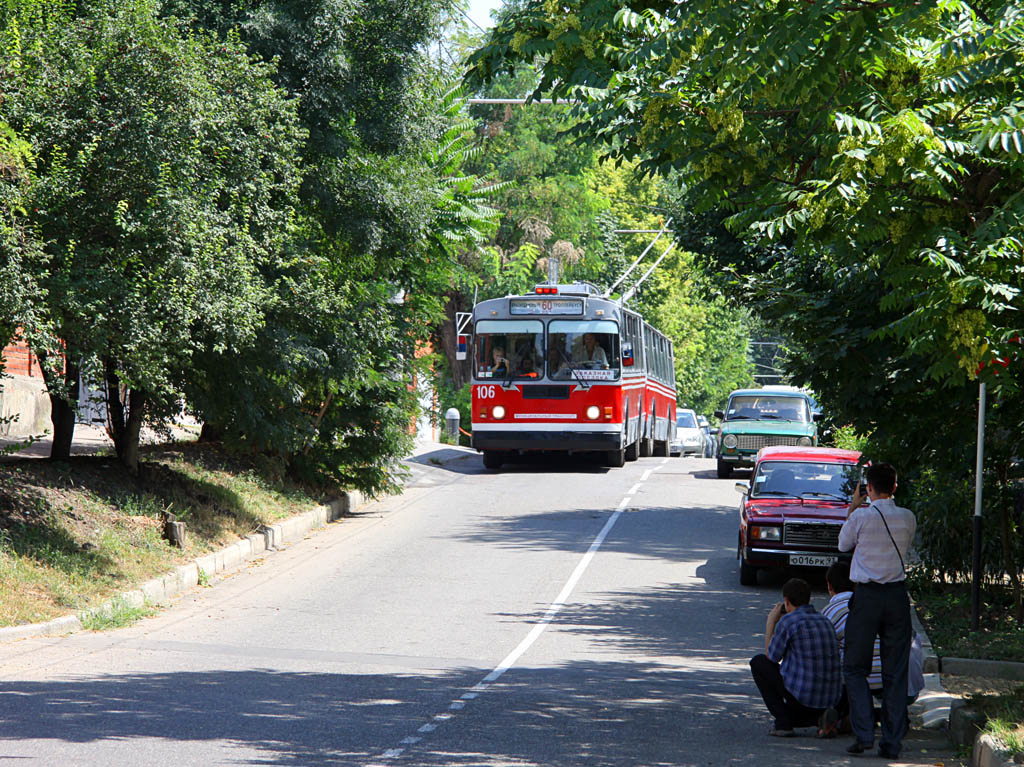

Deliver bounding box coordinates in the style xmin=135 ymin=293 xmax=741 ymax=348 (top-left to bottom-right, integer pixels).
xmin=736 ymin=446 xmax=861 ymax=586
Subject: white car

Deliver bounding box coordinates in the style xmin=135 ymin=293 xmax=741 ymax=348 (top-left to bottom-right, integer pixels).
xmin=671 ymin=408 xmax=705 ymax=456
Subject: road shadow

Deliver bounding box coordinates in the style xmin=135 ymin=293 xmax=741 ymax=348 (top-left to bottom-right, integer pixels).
xmin=447 ymin=503 xmax=734 ymax=566
xmin=0 ymin=659 xmax=956 ymax=766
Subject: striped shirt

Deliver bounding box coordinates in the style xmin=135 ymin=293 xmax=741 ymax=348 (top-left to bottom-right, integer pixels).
xmin=821 ymin=591 xmax=883 ymax=690
xmin=767 ymin=604 xmax=842 ymax=709
xmin=839 ymin=498 xmax=916 ymax=584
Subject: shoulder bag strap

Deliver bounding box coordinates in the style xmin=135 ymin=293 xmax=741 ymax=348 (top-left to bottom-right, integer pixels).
xmin=875 ymin=506 xmax=906 ymax=576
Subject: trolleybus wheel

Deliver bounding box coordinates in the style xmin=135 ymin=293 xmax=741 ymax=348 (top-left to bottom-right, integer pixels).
xmin=640 ymin=409 xmax=656 ymax=457
xmin=654 ymin=439 xmax=670 ymax=457
xmin=482 ymin=451 xmax=505 ymax=470
xmin=625 ymin=436 xmax=639 ymax=462
xmin=605 ymin=449 xmax=626 ymax=468
xmin=639 ymin=430 xmax=653 ymax=457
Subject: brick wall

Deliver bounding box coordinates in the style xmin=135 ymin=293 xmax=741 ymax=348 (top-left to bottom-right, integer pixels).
xmin=1 ymin=335 xmax=44 ymax=378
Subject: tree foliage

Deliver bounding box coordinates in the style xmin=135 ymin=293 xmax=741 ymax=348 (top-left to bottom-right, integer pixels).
xmin=468 ymin=0 xmax=1024 ymax=584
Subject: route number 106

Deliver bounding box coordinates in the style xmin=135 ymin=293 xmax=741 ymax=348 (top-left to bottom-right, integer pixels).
xmin=477 ymin=385 xmax=497 ymax=399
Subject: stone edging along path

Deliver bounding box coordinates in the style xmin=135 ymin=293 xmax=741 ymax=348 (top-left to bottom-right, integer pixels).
xmin=0 ymin=489 xmax=367 ymax=645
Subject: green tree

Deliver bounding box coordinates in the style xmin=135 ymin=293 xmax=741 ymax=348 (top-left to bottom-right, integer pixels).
xmin=2 ymin=0 xmax=304 ymax=472
xmin=467 ymin=0 xmax=1024 ymax=584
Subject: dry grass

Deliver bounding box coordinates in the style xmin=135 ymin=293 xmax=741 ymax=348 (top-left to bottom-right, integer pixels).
xmin=0 ymin=442 xmax=326 ymax=627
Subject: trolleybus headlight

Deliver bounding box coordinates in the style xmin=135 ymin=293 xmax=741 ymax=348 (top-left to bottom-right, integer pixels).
xmin=586 ymin=406 xmax=600 ymax=420
xmin=797 ymin=436 xmax=813 ymax=446
xmin=723 ymin=434 xmax=738 ymax=449
xmin=492 ymin=405 xmax=505 ymax=419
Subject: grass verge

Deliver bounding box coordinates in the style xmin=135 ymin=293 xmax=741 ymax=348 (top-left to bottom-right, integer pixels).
xmin=0 ymin=441 xmax=328 ymax=628
xmin=967 ymin=686 xmax=1024 ymax=757
xmin=910 ymin=575 xmax=1024 ymax=662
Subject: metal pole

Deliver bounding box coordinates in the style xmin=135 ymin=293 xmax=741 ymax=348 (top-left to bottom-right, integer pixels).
xmin=971 ymin=381 xmax=986 ymax=631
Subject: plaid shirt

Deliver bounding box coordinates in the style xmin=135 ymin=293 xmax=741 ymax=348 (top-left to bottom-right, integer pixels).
xmin=767 ymin=604 xmax=842 ymax=709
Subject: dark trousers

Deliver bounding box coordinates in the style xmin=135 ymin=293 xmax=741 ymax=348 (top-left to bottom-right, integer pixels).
xmin=844 ymin=581 xmax=912 ymax=755
xmin=750 ymin=653 xmax=825 ymax=730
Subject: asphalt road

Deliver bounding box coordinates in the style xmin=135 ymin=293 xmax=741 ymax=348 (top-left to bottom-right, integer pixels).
xmin=0 ymin=451 xmax=958 ymax=766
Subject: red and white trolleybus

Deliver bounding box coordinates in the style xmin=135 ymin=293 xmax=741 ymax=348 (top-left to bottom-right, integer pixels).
xmin=468 ymin=282 xmax=677 ymax=469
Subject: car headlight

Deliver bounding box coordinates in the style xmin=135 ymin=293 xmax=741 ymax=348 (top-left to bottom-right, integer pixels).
xmin=586 ymin=405 xmax=600 ymax=420
xmin=750 ymin=525 xmax=781 ymax=541
xmin=492 ymin=405 xmax=505 ymax=419
xmin=723 ymin=434 xmax=738 ymax=449
xmin=797 ymin=436 xmax=813 ymax=446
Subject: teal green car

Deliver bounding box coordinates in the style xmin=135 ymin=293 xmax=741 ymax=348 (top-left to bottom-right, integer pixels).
xmin=713 ymin=389 xmax=823 ymax=478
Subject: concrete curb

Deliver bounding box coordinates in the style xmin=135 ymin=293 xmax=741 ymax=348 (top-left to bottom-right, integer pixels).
xmin=0 ymin=489 xmax=368 ymax=644
xmin=909 ymin=601 xmax=958 ymax=731
xmin=944 ymin=657 xmax=1024 ymax=681
xmin=972 ymin=732 xmax=1019 ymax=767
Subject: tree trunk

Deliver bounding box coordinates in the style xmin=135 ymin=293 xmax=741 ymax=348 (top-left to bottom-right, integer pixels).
xmin=198 ymin=422 xmax=224 ymax=442
xmin=38 ymin=353 xmax=79 ymax=461
xmin=438 ymin=293 xmax=472 ymax=391
xmin=105 ymin=359 xmax=144 ymax=475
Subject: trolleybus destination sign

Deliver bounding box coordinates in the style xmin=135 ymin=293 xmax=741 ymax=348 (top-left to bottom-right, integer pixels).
xmin=509 ymin=298 xmax=584 ymax=315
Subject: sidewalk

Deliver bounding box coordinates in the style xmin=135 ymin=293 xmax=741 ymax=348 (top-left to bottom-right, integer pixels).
xmin=0 ymin=421 xmax=201 ymax=460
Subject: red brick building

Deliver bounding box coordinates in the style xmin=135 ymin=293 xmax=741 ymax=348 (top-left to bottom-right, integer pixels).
xmin=0 ymin=332 xmax=51 ymax=437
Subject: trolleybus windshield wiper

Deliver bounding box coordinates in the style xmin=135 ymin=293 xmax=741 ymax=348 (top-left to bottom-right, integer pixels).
xmin=503 ymin=346 xmax=531 ymax=388
xmin=553 ymin=346 xmax=590 ymax=391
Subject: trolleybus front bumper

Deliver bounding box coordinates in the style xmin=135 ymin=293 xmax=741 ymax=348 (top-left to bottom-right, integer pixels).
xmin=472 ymin=428 xmax=622 ymax=453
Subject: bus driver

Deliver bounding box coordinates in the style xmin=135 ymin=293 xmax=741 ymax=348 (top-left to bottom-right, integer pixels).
xmin=577 ymin=333 xmax=608 ymax=368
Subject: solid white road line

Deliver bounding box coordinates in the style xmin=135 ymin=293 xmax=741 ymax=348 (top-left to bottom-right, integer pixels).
xmin=368 ymin=502 xmax=628 ymax=763
xmin=481 ymin=504 xmax=625 ymax=684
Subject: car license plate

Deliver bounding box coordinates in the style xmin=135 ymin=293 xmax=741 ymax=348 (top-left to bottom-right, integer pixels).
xmin=789 ymin=554 xmax=837 ymax=567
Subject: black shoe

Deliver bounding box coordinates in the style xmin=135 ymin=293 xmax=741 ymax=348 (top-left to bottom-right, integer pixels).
xmin=877 ymin=746 xmax=899 ymax=760
xmin=846 ymin=741 xmax=872 ymax=755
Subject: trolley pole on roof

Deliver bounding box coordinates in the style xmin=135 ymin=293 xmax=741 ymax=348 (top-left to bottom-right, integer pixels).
xmin=619 ymin=241 xmax=675 ymax=305
xmin=604 ymin=219 xmax=673 ymax=298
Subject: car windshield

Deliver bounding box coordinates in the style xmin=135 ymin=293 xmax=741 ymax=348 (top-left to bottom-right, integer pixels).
xmin=547 ymin=320 xmax=620 ymax=381
xmin=726 ymin=395 xmax=808 ymax=422
xmin=676 ymin=412 xmax=697 ymax=428
xmin=751 ymin=461 xmax=860 ymax=500
xmin=474 ymin=320 xmax=544 ymax=381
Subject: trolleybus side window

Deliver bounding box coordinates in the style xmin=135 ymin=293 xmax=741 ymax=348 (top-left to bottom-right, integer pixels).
xmin=547 ymin=320 xmax=620 ymax=380
xmin=474 ymin=320 xmax=544 ymax=380
xmin=622 ymin=312 xmax=642 ymax=374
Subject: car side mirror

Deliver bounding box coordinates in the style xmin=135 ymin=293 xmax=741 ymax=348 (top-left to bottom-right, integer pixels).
xmin=812 ymin=412 xmax=824 ymax=422
xmin=714 ymin=410 xmax=725 ymax=420
xmin=734 ymin=482 xmax=749 ymax=496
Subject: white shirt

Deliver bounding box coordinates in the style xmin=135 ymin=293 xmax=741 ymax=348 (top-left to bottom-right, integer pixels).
xmin=580 ymin=344 xmax=608 ymax=366
xmin=838 ymin=498 xmax=916 ymax=584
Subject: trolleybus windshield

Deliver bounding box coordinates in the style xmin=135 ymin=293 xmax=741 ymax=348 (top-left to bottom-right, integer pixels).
xmin=474 ymin=320 xmax=544 ymax=380
xmin=547 ymin=320 xmax=619 ymax=381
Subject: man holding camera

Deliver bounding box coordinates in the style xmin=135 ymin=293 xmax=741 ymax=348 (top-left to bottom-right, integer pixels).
xmin=750 ymin=578 xmax=842 ymax=737
xmin=838 ymin=463 xmax=916 ymax=759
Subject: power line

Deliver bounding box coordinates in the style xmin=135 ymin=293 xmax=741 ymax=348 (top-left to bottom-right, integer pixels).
xmin=455 ymin=4 xmax=488 ymax=33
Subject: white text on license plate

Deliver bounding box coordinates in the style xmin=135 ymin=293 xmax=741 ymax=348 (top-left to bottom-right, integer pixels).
xmin=789 ymin=554 xmax=837 ymax=567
